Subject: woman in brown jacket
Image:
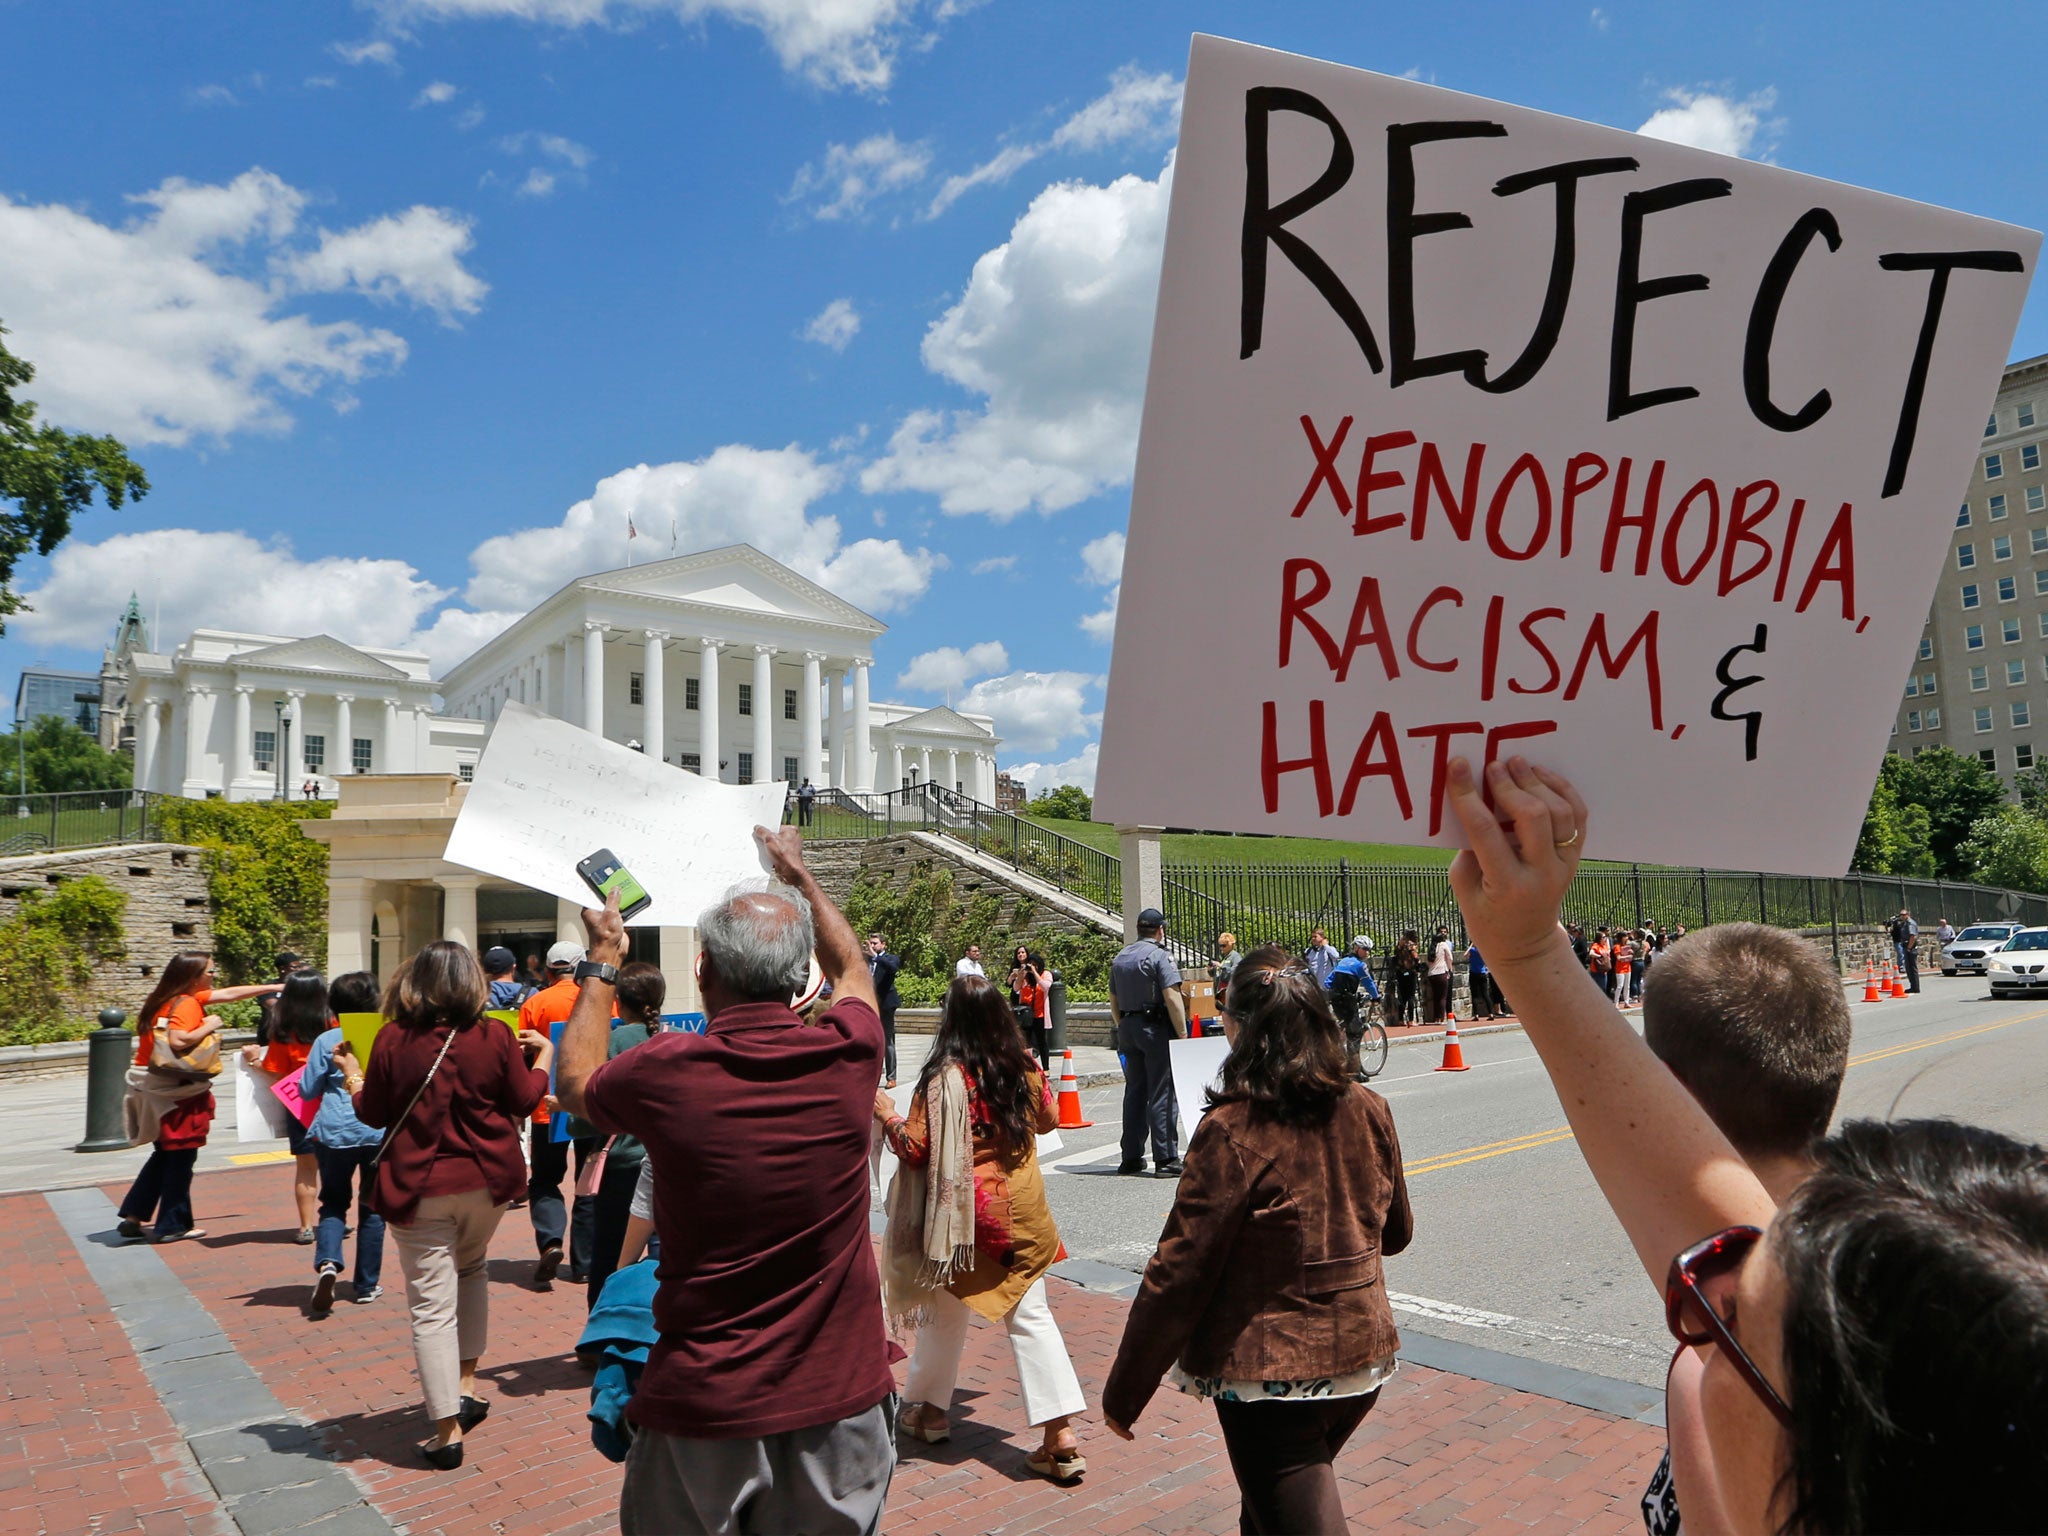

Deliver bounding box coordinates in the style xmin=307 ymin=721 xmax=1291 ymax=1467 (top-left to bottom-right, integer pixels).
xmin=1103 ymin=947 xmax=1412 ymax=1534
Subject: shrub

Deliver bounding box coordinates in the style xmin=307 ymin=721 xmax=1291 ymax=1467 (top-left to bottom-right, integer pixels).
xmin=157 ymin=799 xmax=331 ymax=982
xmin=0 ymin=874 xmax=128 ymax=1045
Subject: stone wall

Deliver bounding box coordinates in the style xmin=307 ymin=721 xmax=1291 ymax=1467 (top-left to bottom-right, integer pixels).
xmin=0 ymin=843 xmax=213 ymax=1014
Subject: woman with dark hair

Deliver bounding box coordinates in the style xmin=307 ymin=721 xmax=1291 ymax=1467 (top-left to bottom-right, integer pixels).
xmin=117 ymin=953 xmax=285 ymax=1244
xmin=874 ymin=974 xmax=1087 ymax=1483
xmin=346 ymin=941 xmax=552 ymax=1469
xmin=1102 ymin=946 xmax=1413 ymax=1535
xmin=298 ymin=971 xmax=386 ymax=1314
xmin=1447 ymin=752 xmax=2048 ymax=1534
xmin=242 ymin=971 xmax=332 ymax=1242
xmin=1391 ymin=929 xmax=1421 ymax=1024
xmin=1016 ymin=948 xmax=1053 ymax=1073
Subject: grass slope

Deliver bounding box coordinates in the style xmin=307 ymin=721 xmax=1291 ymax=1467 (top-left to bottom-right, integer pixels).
xmin=1039 ymin=819 xmax=1456 ymax=868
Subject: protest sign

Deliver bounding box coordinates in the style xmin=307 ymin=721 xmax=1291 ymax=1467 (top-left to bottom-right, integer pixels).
xmin=1170 ymin=1034 xmax=1232 ymax=1144
xmin=235 ymin=1061 xmax=295 ymax=1142
xmin=444 ymin=702 xmax=789 ymax=926
xmin=271 ymin=1072 xmax=320 ymax=1130
xmin=336 ymin=1010 xmax=516 ymax=1066
xmin=1096 ymin=36 xmax=2038 ymax=875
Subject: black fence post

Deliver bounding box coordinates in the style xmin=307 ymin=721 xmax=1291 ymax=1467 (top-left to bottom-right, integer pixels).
xmin=1340 ymin=858 xmax=1352 ymax=944
xmin=1699 ymin=869 xmax=1711 ymax=927
xmin=1631 ymin=863 xmax=1644 ymax=930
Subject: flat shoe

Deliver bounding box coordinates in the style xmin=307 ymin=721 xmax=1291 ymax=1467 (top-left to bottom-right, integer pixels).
xmin=153 ymin=1228 xmax=206 ymax=1243
xmin=898 ymin=1410 xmax=950 ymax=1444
xmin=458 ymin=1395 xmax=490 ymax=1431
xmin=1027 ymin=1447 xmax=1086 ymax=1483
xmin=534 ymin=1245 xmax=564 ymax=1286
xmin=421 ymin=1440 xmax=463 ymax=1470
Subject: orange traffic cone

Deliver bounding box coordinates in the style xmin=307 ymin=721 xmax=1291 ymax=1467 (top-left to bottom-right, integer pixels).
xmin=1055 ymin=1049 xmax=1093 ymax=1129
xmin=1878 ymin=958 xmax=1894 ymax=999
xmin=1890 ymin=961 xmax=1908 ymax=998
xmin=1436 ymin=1013 xmax=1470 ymax=1072
xmin=1863 ymin=962 xmax=1880 ymax=1003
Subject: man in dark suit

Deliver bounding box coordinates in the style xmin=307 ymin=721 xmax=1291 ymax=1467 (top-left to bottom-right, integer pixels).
xmin=866 ymin=933 xmax=902 ymax=1086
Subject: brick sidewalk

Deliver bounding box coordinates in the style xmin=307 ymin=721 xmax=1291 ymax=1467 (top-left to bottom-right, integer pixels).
xmin=6 ymin=1165 xmax=1664 ymax=1534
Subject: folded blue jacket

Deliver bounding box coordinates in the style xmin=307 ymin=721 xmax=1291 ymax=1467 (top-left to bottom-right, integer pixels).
xmin=577 ymin=1259 xmax=659 ymax=1463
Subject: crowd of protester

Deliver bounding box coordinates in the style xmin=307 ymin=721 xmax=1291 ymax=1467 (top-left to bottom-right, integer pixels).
xmin=113 ymin=765 xmax=2048 ymax=1533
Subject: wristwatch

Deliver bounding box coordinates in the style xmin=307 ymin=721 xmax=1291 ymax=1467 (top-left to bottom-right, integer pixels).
xmin=574 ymin=960 xmax=620 ymax=986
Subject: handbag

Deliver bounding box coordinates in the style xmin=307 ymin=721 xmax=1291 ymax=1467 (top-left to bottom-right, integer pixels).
xmin=149 ymin=1019 xmax=223 ymax=1079
xmin=363 ymin=1025 xmax=460 ymax=1202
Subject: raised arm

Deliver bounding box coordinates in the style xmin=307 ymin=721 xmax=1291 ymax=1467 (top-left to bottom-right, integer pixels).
xmin=755 ymin=823 xmax=876 ymax=1014
xmin=1445 ymin=755 xmax=1773 ymax=1291
xmin=554 ymin=891 xmax=623 ymax=1122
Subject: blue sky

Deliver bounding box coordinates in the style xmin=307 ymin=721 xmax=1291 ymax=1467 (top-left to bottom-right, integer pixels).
xmin=2 ymin=0 xmax=2042 ymax=792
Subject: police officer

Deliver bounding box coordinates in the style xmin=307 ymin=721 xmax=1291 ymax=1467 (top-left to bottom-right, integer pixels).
xmin=1110 ymin=906 xmax=1186 ymax=1179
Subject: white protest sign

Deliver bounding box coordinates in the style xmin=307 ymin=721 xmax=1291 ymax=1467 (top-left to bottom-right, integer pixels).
xmin=234 ymin=1061 xmax=294 ymax=1143
xmin=444 ymin=702 xmax=788 ymax=926
xmin=1096 ymin=36 xmax=2038 ymax=876
xmin=1170 ymin=1034 xmax=1232 ymax=1145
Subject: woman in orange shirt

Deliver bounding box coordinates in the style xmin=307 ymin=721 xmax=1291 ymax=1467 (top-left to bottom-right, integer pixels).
xmin=241 ymin=972 xmax=333 ymax=1242
xmin=119 ymin=952 xmax=284 ymax=1243
xmin=1017 ymin=949 xmax=1052 ymax=1073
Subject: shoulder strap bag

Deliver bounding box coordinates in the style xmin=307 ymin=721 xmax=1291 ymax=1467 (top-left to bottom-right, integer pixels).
xmin=364 ymin=1024 xmax=460 ymax=1193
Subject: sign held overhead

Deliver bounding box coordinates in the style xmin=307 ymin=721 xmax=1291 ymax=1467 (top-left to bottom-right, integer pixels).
xmin=1096 ymin=35 xmax=2036 ymax=875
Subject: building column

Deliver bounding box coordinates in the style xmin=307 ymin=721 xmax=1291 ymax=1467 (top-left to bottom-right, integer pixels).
xmin=698 ymin=638 xmax=722 ymax=779
xmin=824 ymin=667 xmax=841 ymax=788
xmin=136 ymin=696 xmax=162 ymax=793
xmin=334 ymin=695 xmax=353 ymax=775
xmin=919 ymin=745 xmax=932 ymax=785
xmin=182 ymin=685 xmax=209 ymax=793
xmin=890 ymin=740 xmax=904 ymax=791
xmin=1117 ymin=825 xmax=1167 ymax=941
xmin=583 ymin=621 xmax=608 ymax=736
xmin=382 ymin=699 xmax=399 ymax=775
xmin=851 ymin=660 xmax=873 ymax=791
xmin=752 ymin=646 xmax=775 ymax=782
xmin=643 ymin=630 xmax=667 ymax=760
xmin=285 ymin=690 xmax=306 ymax=792
xmin=800 ymin=652 xmax=824 ymax=785
xmin=328 ymin=878 xmax=375 ymax=977
xmin=537 ymin=642 xmax=554 ymax=718
xmin=232 ymin=686 xmax=253 ymax=793
xmin=438 ymin=874 xmax=481 ymax=949
xmin=557 ymin=898 xmax=584 ymax=945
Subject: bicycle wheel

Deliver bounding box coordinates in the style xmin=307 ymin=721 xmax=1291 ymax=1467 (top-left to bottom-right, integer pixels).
xmin=1357 ymin=1016 xmax=1390 ymax=1080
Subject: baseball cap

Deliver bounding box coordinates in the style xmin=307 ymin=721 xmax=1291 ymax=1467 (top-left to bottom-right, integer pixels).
xmin=1136 ymin=906 xmax=1166 ymax=929
xmin=482 ymin=946 xmax=517 ymax=972
xmin=546 ymin=940 xmax=585 ymax=969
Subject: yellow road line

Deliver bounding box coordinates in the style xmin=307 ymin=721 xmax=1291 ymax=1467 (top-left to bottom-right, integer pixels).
xmin=1404 ymin=1126 xmax=1573 ymax=1176
xmin=226 ymin=1150 xmax=294 ymax=1165
xmin=1848 ymin=1005 xmax=2048 ymax=1068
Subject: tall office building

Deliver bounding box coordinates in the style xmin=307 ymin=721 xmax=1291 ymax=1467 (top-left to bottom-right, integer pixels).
xmin=1893 ymin=351 xmax=2048 ymax=792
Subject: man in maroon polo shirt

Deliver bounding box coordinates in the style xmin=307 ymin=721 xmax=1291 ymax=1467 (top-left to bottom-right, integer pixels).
xmin=555 ymin=825 xmax=893 ymax=1535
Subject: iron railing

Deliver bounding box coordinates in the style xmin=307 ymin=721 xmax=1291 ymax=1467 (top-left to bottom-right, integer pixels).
xmin=0 ymin=789 xmax=166 ymax=855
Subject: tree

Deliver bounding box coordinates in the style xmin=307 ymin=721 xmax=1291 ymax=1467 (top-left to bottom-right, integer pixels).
xmin=1879 ymin=748 xmax=2008 ymax=879
xmin=1028 ymin=784 xmax=1092 ymax=821
xmin=1960 ymin=804 xmax=2048 ymax=893
xmin=0 ymin=715 xmax=131 ymax=794
xmin=2016 ymin=762 xmax=2048 ymax=820
xmin=155 ymin=799 xmax=330 ymax=982
xmin=0 ymin=325 xmax=148 ymax=632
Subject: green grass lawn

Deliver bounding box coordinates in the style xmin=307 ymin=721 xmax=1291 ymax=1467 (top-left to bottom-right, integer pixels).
xmin=1033 ymin=819 xmax=1457 ymax=867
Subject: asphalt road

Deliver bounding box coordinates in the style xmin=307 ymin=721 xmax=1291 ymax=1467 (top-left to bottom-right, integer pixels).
xmin=1029 ymin=972 xmax=2048 ymax=1389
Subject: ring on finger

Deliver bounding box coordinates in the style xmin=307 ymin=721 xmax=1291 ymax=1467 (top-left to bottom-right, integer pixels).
xmin=1553 ymin=828 xmax=1581 ymax=849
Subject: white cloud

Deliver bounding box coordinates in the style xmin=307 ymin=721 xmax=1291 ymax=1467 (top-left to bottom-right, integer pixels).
xmin=896 ymin=641 xmax=1007 ymax=694
xmin=1636 ymin=88 xmax=1779 ymax=159
xmin=970 ymin=554 xmax=1016 ymax=576
xmin=14 ymin=529 xmax=451 ymax=653
xmin=785 ymin=134 xmax=930 ymax=220
xmin=802 ymin=298 xmax=861 ymax=351
xmin=367 ymin=0 xmax=958 ymax=92
xmin=410 ymin=607 xmax=524 ymax=674
xmin=1049 ymin=65 xmax=1181 ymax=153
xmin=414 ymin=81 xmax=461 ymax=106
xmin=281 ymin=205 xmax=488 ymax=319
xmin=515 ymin=169 xmax=556 ymax=198
xmin=1079 ymin=530 xmax=1123 ymax=586
xmin=925 ymin=143 xmax=1042 ymax=220
xmin=461 ymin=444 xmax=939 ymax=617
xmin=0 ymin=168 xmax=487 ymax=445
xmin=1004 ymin=740 xmax=1098 ymax=797
xmin=189 ymin=84 xmax=238 ymax=107
xmin=1078 ymin=594 xmax=1117 ymax=643
xmin=500 ymin=131 xmax=594 ymax=168
xmin=331 ymin=38 xmax=398 ymax=66
xmin=455 ymin=103 xmax=487 ymax=130
xmin=957 ymin=668 xmax=1098 ymax=753
xmin=1589 ymin=7 xmax=1610 ymax=30
xmin=863 ymin=159 xmax=1170 ymax=518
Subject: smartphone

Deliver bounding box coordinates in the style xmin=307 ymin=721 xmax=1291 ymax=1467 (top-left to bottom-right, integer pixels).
xmin=576 ymin=848 xmax=653 ymax=921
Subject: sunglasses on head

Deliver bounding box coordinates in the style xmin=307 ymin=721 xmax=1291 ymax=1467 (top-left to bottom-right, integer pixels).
xmin=1665 ymin=1225 xmax=1793 ymax=1428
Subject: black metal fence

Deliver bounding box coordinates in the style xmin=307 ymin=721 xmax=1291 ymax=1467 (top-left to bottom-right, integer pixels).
xmin=0 ymin=790 xmax=165 ymax=856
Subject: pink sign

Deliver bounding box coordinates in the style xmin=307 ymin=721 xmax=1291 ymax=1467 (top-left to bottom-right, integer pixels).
xmin=271 ymin=1072 xmax=321 ymax=1130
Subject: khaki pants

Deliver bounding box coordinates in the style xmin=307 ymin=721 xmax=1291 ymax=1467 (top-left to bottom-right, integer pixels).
xmin=391 ymin=1186 xmax=505 ymax=1421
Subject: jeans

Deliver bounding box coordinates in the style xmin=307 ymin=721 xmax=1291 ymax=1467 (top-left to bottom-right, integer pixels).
xmin=119 ymin=1146 xmax=198 ymax=1239
xmin=528 ymin=1130 xmax=598 ymax=1269
xmin=1214 ymin=1390 xmax=1378 ymax=1535
xmin=313 ymin=1141 xmax=386 ymax=1291
xmin=880 ymin=1005 xmax=898 ymax=1082
xmin=1116 ymin=1015 xmax=1178 ymax=1167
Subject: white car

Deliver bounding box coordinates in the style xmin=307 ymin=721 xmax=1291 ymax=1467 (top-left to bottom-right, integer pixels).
xmin=1942 ymin=922 xmax=2027 ymax=977
xmin=1987 ymin=928 xmax=2048 ymax=996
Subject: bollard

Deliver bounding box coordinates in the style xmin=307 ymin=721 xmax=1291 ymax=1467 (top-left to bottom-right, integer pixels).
xmin=1047 ymin=977 xmax=1068 ymax=1057
xmin=76 ymin=1007 xmax=133 ymax=1153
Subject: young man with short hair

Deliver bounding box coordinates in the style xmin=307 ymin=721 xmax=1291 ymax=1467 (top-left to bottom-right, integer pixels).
xmin=1638 ymin=923 xmax=1853 ymax=1535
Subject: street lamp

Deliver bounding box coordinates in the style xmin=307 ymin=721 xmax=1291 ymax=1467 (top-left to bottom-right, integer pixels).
xmin=272 ymin=699 xmax=296 ymax=801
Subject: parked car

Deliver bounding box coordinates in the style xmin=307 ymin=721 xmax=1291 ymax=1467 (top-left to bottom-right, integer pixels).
xmin=1942 ymin=921 xmax=2027 ymax=977
xmin=1987 ymin=928 xmax=2048 ymax=996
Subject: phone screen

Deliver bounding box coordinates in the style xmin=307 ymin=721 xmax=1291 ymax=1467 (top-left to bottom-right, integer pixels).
xmin=597 ymin=861 xmax=651 ymax=913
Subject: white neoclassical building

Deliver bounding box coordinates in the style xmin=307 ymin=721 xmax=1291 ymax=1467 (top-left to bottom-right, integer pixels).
xmin=436 ymin=545 xmax=1002 ymax=798
xmin=127 ymin=631 xmax=484 ymax=800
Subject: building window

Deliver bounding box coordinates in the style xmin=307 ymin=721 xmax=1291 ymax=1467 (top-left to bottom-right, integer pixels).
xmin=1981 ymin=748 xmax=1998 ymax=768
xmin=1959 ymin=544 xmax=1977 ymax=568
xmin=1991 ymin=493 xmax=2009 ymax=519
xmin=1926 ymin=707 xmax=1941 ymax=729
xmin=737 ymin=683 xmax=753 ymax=716
xmin=303 ymin=734 xmax=325 ymax=771
xmin=2033 ymin=529 xmax=2048 ymax=556
xmin=2005 ymin=618 xmax=2024 ymax=644
xmin=458 ymin=762 xmax=475 ymax=782
xmin=2020 ymin=743 xmax=2037 ymax=771
xmin=2027 ymin=444 xmax=2042 ymax=472
xmin=736 ymin=751 xmax=753 ymax=784
xmin=1921 ymin=672 xmax=1938 ymax=694
xmin=2031 ymin=486 xmax=2046 ymax=514
xmin=1905 ymin=676 xmax=1919 ymax=697
xmin=1970 ymin=665 xmax=1989 ymax=691
xmin=2010 ymin=660 xmax=2028 ymax=686
xmin=685 ymin=677 xmax=700 ymax=711
xmin=783 ymin=755 xmax=800 ymax=783
xmin=353 ymin=738 xmax=373 ymax=773
xmin=784 ymin=688 xmax=798 ymax=721
xmin=2016 ymin=702 xmax=2033 ymax=729
xmin=1988 ymin=413 xmax=2000 ymax=437
xmin=1958 ymin=503 xmax=1973 ymax=527
xmin=1976 ymin=707 xmax=1994 ymax=733
xmin=1919 ymin=636 xmax=1935 ymax=660
xmin=630 ymin=672 xmax=643 ymax=705
xmin=1907 ymin=709 xmax=1922 ymax=731
xmin=1967 ymin=624 xmax=1985 ymax=649
xmin=1996 ymin=535 xmax=2014 ymax=560
xmin=1962 ymin=583 xmax=1981 ymax=609
xmin=253 ymin=729 xmax=275 ymax=771
xmin=681 ymin=753 xmax=702 ymax=774
xmin=2000 ymin=576 xmax=2018 ymax=602
xmin=1987 ymin=453 xmax=2005 ymax=479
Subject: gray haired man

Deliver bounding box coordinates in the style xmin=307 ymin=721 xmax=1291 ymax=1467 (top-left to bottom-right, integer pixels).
xmin=555 ymin=826 xmax=893 ymax=1535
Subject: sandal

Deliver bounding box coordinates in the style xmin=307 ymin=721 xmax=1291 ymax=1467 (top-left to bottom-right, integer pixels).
xmin=1026 ymin=1445 xmax=1086 ymax=1483
xmin=898 ymin=1405 xmax=950 ymax=1444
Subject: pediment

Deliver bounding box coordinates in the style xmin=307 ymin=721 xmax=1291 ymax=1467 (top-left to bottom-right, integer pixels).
xmin=582 ymin=545 xmax=884 ymax=633
xmin=888 ymin=705 xmax=996 ymax=741
xmin=231 ymin=635 xmax=411 ymax=682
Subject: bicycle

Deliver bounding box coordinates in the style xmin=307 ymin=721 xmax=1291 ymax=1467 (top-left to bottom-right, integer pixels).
xmin=1354 ymin=997 xmax=1390 ymax=1081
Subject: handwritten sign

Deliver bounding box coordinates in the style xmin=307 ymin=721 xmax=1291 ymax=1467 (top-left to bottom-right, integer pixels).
xmin=271 ymin=1071 xmax=320 ymax=1129
xmin=1096 ymin=36 xmax=2038 ymax=875
xmin=235 ymin=1061 xmax=295 ymax=1142
xmin=444 ymin=703 xmax=788 ymax=925
xmin=1169 ymin=1035 xmax=1232 ymax=1145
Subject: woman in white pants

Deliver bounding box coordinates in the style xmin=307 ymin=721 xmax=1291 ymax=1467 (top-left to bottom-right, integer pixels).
xmin=875 ymin=974 xmax=1087 ymax=1483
